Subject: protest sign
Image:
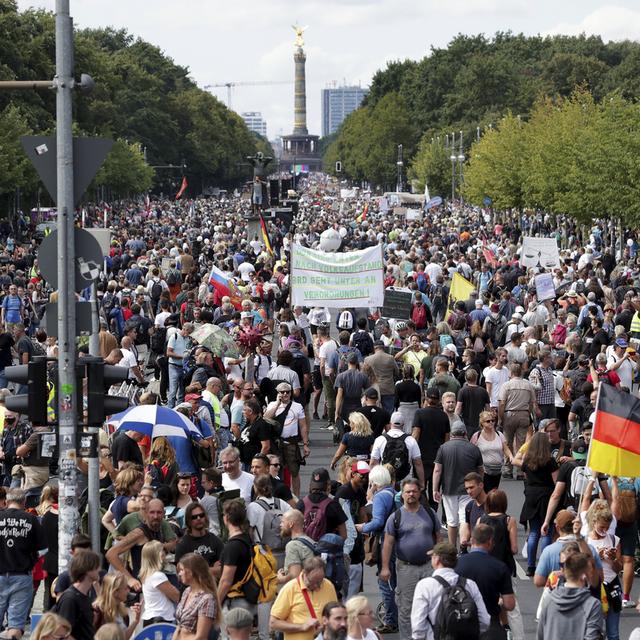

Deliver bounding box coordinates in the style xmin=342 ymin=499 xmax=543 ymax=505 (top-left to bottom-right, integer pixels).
xmin=290 ymin=244 xmax=384 ymax=307
xmin=521 ymin=237 xmax=561 ymax=269
xmin=382 ymin=288 xmax=412 ymax=319
xmin=535 ymin=273 xmax=556 ymax=301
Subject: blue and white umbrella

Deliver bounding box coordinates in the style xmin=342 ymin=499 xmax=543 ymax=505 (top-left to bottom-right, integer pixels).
xmin=109 ymin=405 xmax=202 ymax=440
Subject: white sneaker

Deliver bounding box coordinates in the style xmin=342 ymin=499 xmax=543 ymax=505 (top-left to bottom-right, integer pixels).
xmin=622 ymin=598 xmax=636 ymax=608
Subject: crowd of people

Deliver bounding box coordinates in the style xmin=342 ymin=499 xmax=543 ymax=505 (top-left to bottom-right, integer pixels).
xmin=0 ymin=178 xmax=638 ymax=640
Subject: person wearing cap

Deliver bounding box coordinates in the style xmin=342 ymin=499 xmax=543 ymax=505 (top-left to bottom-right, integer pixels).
xmin=335 ymin=461 xmax=370 ymax=599
xmin=224 ymin=606 xmax=253 ymax=640
xmin=469 ymin=297 xmax=488 ymax=325
xmin=333 ymin=352 xmax=369 ymax=435
xmin=371 ymin=411 xmax=424 ymax=489
xmin=381 ymin=478 xmax=444 ymax=640
xmin=266 ymin=350 xmax=302 ymax=400
xmin=352 ymin=387 xmax=390 ymax=439
xmin=534 ymin=509 xmax=604 ymax=589
xmin=607 ymin=337 xmax=638 ymax=391
xmin=364 ymin=340 xmax=399 ymax=414
xmin=503 ymin=312 xmax=525 ymax=345
xmin=433 ymin=423 xmax=484 ymax=546
xmin=410 ymin=540 xmax=490 ymax=640
xmin=263 ymin=382 xmax=308 ymax=498
xmin=300 ymin=468 xmax=348 ymax=542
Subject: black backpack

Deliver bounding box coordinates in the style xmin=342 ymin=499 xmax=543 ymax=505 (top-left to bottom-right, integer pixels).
xmin=352 ymin=330 xmax=374 ymax=357
xmin=381 ymin=433 xmax=411 ymax=481
xmin=430 ymin=575 xmax=480 ymax=640
xmin=150 ymin=279 xmax=163 ymax=302
xmin=150 ymin=326 xmax=167 ymax=355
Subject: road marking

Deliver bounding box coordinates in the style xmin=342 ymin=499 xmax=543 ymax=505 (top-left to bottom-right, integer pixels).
xmin=516 ymin=561 xmax=530 ymax=581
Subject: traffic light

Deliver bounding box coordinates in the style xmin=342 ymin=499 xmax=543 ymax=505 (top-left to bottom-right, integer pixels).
xmin=5 ymin=356 xmax=49 ymax=425
xmin=85 ymin=357 xmax=129 ymax=426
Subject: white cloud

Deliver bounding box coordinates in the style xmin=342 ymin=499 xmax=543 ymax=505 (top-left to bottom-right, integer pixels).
xmin=545 ymin=5 xmax=640 ymax=41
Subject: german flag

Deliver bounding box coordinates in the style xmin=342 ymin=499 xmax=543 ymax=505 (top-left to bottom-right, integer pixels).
xmin=588 ymin=384 xmax=640 ymax=476
xmin=259 ymin=213 xmax=274 ymax=256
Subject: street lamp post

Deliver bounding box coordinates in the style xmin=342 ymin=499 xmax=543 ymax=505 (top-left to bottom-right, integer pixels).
xmin=458 ymin=130 xmax=465 ymax=204
xmin=396 ymin=144 xmax=403 ymax=193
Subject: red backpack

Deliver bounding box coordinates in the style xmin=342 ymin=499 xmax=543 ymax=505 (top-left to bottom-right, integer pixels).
xmin=412 ymin=303 xmax=427 ymax=329
xmin=302 ymin=495 xmax=333 ymax=541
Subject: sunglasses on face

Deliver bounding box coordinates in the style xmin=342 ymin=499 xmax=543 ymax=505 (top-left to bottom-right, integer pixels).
xmin=190 ymin=512 xmax=206 ymax=520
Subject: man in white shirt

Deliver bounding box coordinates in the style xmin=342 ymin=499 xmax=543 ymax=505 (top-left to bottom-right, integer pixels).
xmin=484 ymin=348 xmax=510 ymax=409
xmin=238 ymin=261 xmax=256 ymax=282
xmin=264 ymin=382 xmax=309 ymax=497
xmin=220 ymin=446 xmax=254 ymax=503
xmin=120 ymin=335 xmax=144 ymax=384
xmin=410 ymin=542 xmax=490 ymax=640
xmin=607 ymin=338 xmax=638 ymax=391
xmin=317 ymin=326 xmax=337 ymax=429
xmin=370 ymin=411 xmax=425 ymax=488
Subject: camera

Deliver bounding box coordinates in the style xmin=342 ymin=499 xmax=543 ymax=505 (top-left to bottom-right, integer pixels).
xmin=125 ymin=591 xmax=141 ymax=606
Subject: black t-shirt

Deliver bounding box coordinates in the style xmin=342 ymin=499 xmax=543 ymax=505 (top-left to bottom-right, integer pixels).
xmin=54 ymin=586 xmax=94 ymax=640
xmin=550 ymin=439 xmax=571 ymax=462
xmin=111 ymin=431 xmax=143 ymax=468
xmin=413 ymin=407 xmax=450 ymax=463
xmin=16 ymin=335 xmax=33 ymax=362
xmin=41 ymin=509 xmax=59 ymax=574
xmin=21 ymin=428 xmax=49 ymax=467
xmin=354 ymin=405 xmax=390 ymax=438
xmin=297 ymin=492 xmax=348 ymax=535
xmin=239 ymin=418 xmax=272 ymax=465
xmin=456 ymin=550 xmax=514 ymax=617
xmin=251 ymin=477 xmax=293 ymax=503
xmin=341 ymin=432 xmax=376 ymax=457
xmin=394 ymin=379 xmax=421 ymax=404
xmin=335 ymin=482 xmax=366 ymax=563
xmin=175 ymin=532 xmax=224 ymax=567
xmin=0 ymin=332 xmax=14 ymax=368
xmin=457 ymin=385 xmax=490 ymax=434
xmin=522 ymin=459 xmax=558 ymax=489
xmin=221 ymin=533 xmax=253 ymax=592
xmin=0 ymin=507 xmax=45 ymax=572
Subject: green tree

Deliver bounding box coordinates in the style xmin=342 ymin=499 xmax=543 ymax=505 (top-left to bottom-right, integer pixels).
xmin=0 ymin=104 xmax=37 ymax=195
xmin=408 ymin=135 xmax=450 ymax=197
xmin=94 ymin=139 xmax=153 ymax=197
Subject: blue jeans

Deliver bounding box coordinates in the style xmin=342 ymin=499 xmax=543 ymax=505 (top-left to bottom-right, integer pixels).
xmin=606 ymin=608 xmax=620 ymax=640
xmin=0 ymin=574 xmax=33 ymax=631
xmin=527 ymin=515 xmax=551 ymax=568
xmin=378 ymin=558 xmax=397 ymax=626
xmin=381 ymin=394 xmax=395 ymax=415
xmin=167 ymin=364 xmax=184 ymax=408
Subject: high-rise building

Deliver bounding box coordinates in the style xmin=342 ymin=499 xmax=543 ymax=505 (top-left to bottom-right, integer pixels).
xmin=241 ymin=112 xmax=268 ymax=138
xmin=321 ymin=85 xmax=368 ymax=137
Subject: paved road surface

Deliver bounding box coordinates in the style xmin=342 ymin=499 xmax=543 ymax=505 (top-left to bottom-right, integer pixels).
xmin=300 ymin=414 xmax=640 ymax=639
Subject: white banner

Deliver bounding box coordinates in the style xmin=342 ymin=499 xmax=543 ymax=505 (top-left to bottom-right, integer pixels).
xmin=290 ymin=243 xmax=384 ymax=307
xmin=535 ymin=273 xmax=556 ymax=301
xmin=520 ymin=237 xmax=561 ymax=269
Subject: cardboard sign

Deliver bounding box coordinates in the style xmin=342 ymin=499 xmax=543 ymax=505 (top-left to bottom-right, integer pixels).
xmin=535 ymin=273 xmax=556 ymax=301
xmin=381 ymin=288 xmax=413 ymax=319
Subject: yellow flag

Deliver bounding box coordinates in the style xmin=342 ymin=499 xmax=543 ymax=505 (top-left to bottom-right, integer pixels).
xmin=446 ymin=272 xmax=475 ymax=319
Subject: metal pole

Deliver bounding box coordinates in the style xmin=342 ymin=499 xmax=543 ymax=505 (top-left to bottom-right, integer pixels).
xmin=55 ymin=0 xmax=79 ymax=572
xmin=87 ymin=282 xmax=101 ymax=551
xmin=0 ymin=80 xmax=54 ymax=90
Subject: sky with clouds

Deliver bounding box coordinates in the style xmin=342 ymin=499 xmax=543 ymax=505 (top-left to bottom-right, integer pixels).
xmin=16 ymin=1 xmax=640 ymax=139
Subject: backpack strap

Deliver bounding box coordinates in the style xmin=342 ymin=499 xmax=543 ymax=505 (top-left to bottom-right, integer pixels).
xmin=393 ymin=508 xmax=402 ymax=537
xmin=296 ymin=537 xmax=318 ymax=553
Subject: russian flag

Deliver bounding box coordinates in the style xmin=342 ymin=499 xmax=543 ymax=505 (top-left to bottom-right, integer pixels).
xmin=209 ymin=266 xmax=242 ymax=309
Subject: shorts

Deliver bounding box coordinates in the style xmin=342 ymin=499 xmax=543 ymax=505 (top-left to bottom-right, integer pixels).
xmin=312 ymin=366 xmax=322 ymax=391
xmin=442 ymin=494 xmax=472 ymax=528
xmin=615 ymin=520 xmax=638 ymax=557
xmin=281 ymin=440 xmax=302 ymax=477
xmin=0 ymin=574 xmax=33 ymax=631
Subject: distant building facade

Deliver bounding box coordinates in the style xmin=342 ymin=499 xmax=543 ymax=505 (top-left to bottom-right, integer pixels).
xmin=321 ymin=85 xmax=368 ymax=137
xmin=241 ymin=111 xmax=268 ymax=138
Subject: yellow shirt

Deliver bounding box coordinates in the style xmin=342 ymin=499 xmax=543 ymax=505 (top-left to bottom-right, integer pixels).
xmin=270 ymin=577 xmax=337 ymax=640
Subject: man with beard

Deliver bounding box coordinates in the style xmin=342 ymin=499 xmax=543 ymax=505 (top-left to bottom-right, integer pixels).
xmin=105 ymin=498 xmax=177 ymax=591
xmin=315 ymin=602 xmax=348 ymax=640
xmin=175 ymin=502 xmax=224 ymax=579
xmin=277 ymin=509 xmax=317 ymax=585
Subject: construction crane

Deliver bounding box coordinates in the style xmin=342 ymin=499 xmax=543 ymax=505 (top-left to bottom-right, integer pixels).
xmin=204 ymin=80 xmax=292 ymax=109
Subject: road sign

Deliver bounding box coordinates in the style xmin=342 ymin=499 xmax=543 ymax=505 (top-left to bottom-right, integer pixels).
xmin=21 ymin=136 xmax=113 ymax=206
xmin=86 ymin=228 xmax=112 ymax=256
xmin=38 ymin=229 xmax=103 ymax=291
xmin=44 ymin=301 xmax=93 ymax=337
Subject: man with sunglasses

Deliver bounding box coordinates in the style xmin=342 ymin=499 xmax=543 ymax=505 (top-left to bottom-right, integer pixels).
xmin=250 ymin=455 xmax=295 ymax=506
xmin=175 ymin=502 xmax=224 ymax=579
xmin=264 ymin=382 xmax=308 ymax=498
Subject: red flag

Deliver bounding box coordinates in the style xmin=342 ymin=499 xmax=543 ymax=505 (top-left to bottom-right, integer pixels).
xmin=175 ymin=176 xmax=188 ymax=200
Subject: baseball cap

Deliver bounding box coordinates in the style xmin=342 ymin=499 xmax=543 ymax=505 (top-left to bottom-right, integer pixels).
xmin=512 ymin=312 xmax=522 ymax=320
xmin=426 ymin=387 xmax=441 ymax=399
xmin=309 ymin=468 xmax=330 ymax=490
xmin=571 ymin=438 xmax=588 ymax=460
xmin=475 ymin=299 xmax=483 ymax=307
xmin=515 ymin=306 xmax=525 ymax=314
xmin=554 ymin=509 xmax=576 ymax=530
xmin=490 ymin=303 xmax=500 ymax=312
xmin=443 ymin=344 xmax=458 ymax=355
xmin=567 ymin=290 xmax=578 ymax=298
xmin=364 ymin=387 xmax=379 ymax=399
xmin=615 ymin=338 xmax=629 ymax=348
xmin=351 ymin=461 xmax=370 ymax=475
xmin=389 ymin=411 xmax=405 ymax=426
xmin=275 ymin=382 xmax=292 ymax=392
xmin=347 ymin=352 xmax=359 ymax=364
xmin=185 ymin=393 xmax=201 ymax=402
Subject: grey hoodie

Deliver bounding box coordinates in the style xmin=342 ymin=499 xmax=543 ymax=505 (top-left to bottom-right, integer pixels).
xmin=537 ymin=585 xmax=604 ymax=640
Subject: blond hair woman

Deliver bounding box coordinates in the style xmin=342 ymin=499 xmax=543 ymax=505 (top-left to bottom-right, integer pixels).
xmin=330 ymin=412 xmax=375 ymax=470
xmin=139 ymin=540 xmax=180 ymax=625
xmin=92 ymin=571 xmax=141 ymax=640
xmin=30 ymin=613 xmax=71 ymax=640
xmin=345 ymin=595 xmax=380 ymax=640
